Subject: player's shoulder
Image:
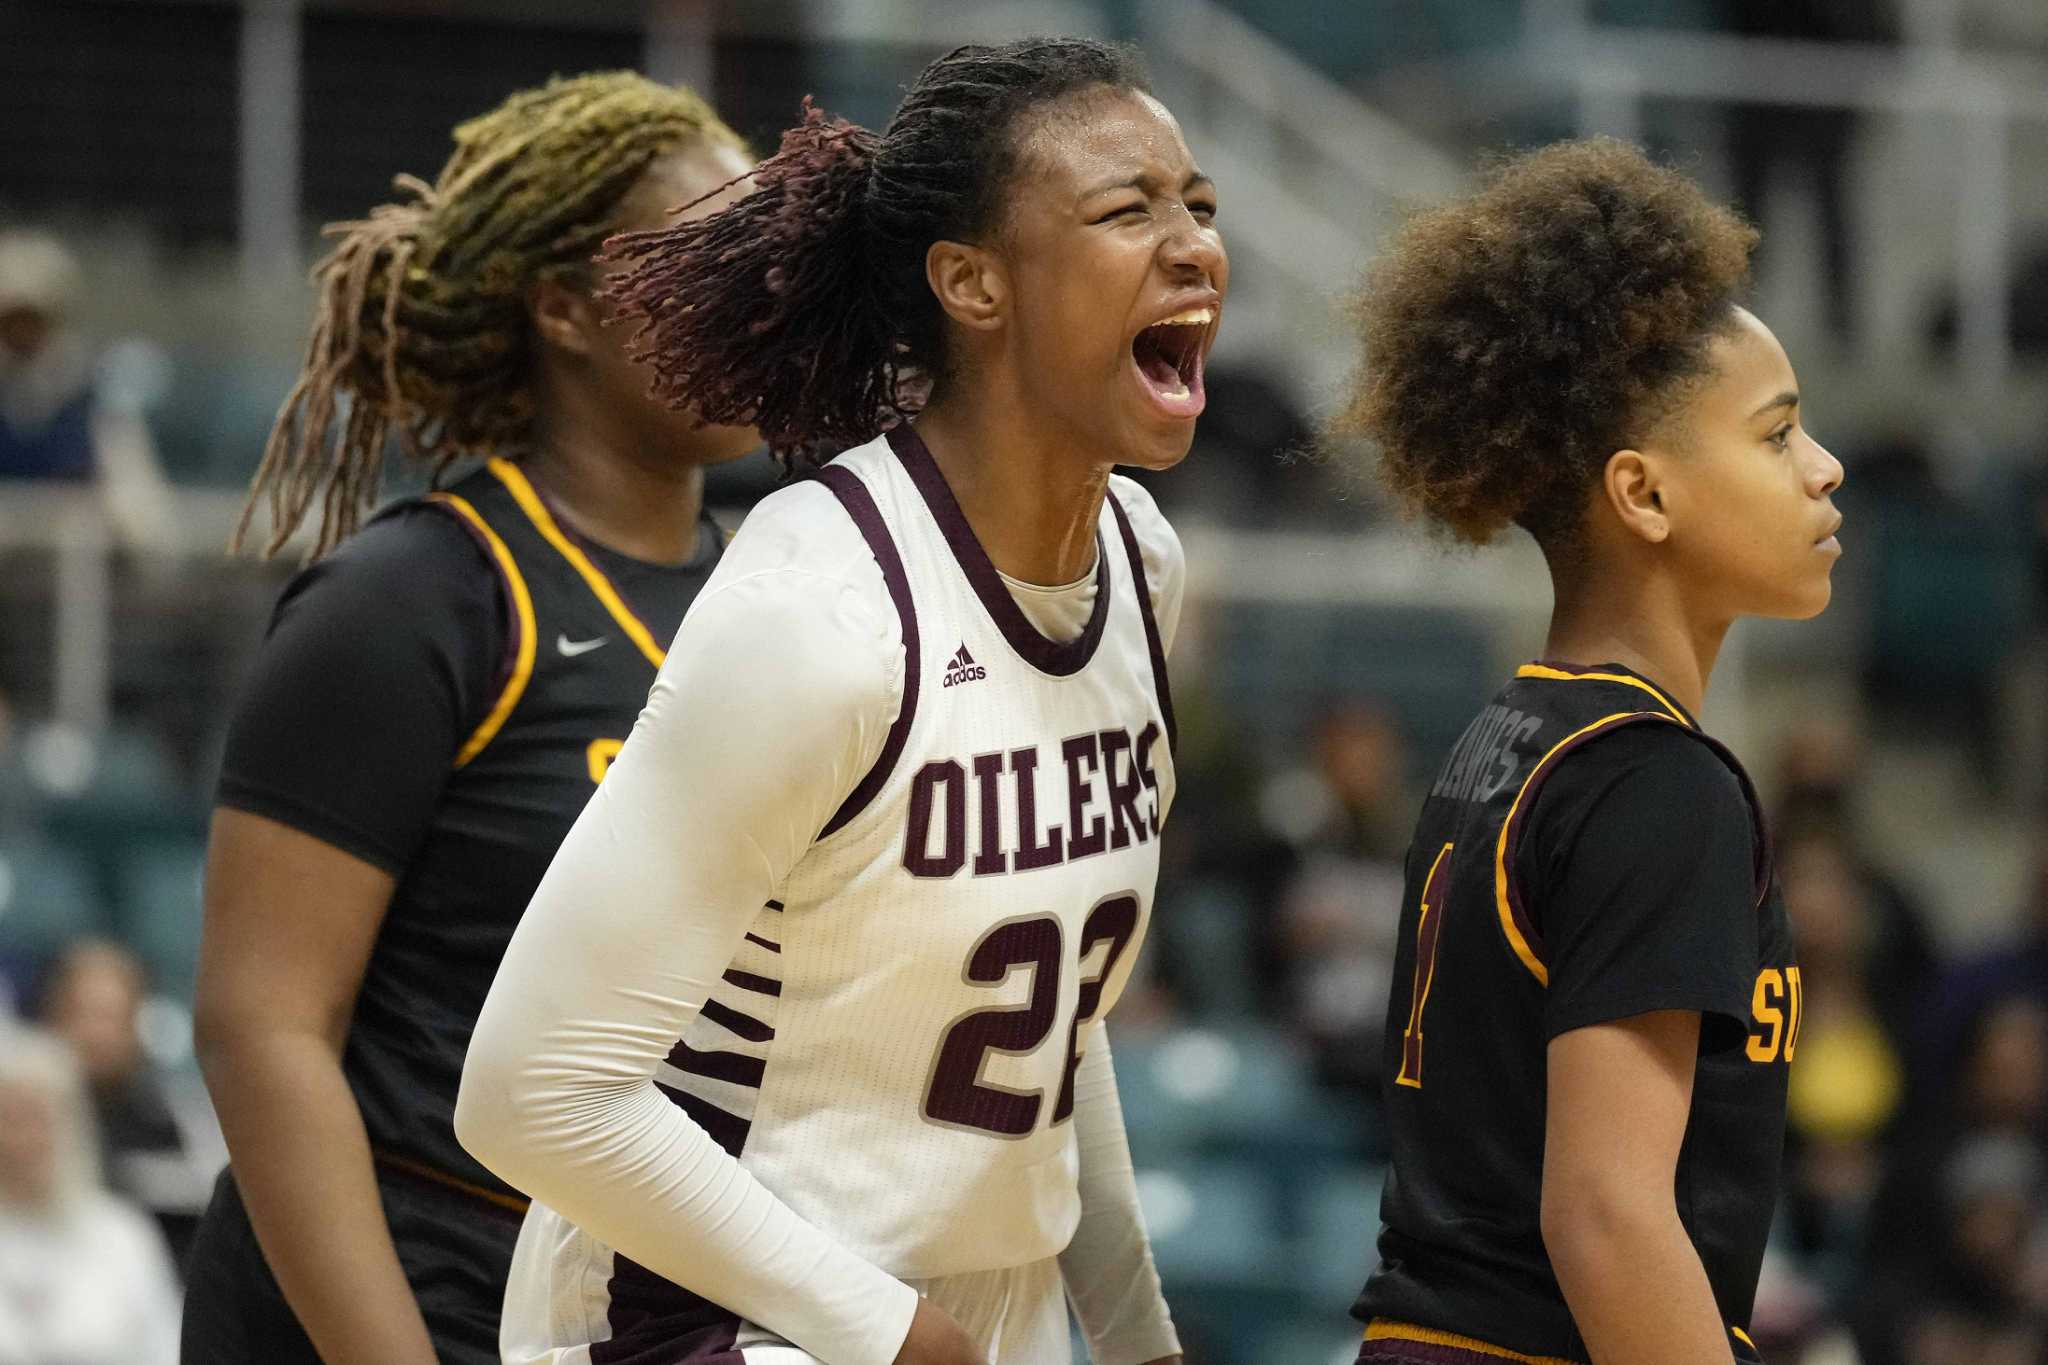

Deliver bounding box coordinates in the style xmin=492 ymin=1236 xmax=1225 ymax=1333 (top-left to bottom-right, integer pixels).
xmin=276 ymin=496 xmax=496 ymax=629
xmin=1540 ymin=718 xmax=1752 ymax=836
xmin=689 ymin=454 xmax=904 ymax=680
xmin=334 ymin=493 xmax=493 ymax=574
xmin=1105 ymin=472 xmax=1184 ymax=613
xmin=1106 ymin=473 xmax=1181 ymax=559
xmin=662 ymin=469 xmax=905 ymax=725
xmin=715 ymin=463 xmax=889 ymax=597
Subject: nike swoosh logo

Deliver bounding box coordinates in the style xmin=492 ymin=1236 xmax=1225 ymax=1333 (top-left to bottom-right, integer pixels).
xmin=557 ymin=634 xmax=609 ymax=657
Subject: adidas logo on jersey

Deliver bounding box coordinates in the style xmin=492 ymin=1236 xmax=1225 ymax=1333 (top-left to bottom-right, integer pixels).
xmin=942 ymin=643 xmax=986 ymax=688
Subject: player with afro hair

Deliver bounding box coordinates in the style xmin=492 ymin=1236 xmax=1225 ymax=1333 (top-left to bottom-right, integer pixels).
xmin=1341 ymin=140 xmax=1845 ymax=1365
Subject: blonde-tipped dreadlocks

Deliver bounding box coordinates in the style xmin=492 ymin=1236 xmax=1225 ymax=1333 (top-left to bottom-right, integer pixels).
xmin=238 ymin=71 xmax=745 ymax=561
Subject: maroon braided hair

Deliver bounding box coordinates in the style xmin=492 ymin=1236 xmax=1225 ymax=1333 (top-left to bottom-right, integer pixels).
xmin=600 ymin=37 xmax=1151 ymax=466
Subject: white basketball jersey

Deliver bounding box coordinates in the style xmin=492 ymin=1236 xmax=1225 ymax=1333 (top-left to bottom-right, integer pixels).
xmin=644 ymin=426 xmax=1178 ymax=1284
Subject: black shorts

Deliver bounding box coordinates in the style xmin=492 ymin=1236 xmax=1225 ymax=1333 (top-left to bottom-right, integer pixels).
xmin=180 ymin=1162 xmax=523 ymax=1364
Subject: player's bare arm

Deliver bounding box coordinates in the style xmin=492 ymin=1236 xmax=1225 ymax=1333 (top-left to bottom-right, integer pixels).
xmin=195 ymin=810 xmax=437 ymax=1365
xmin=1543 ymin=1010 xmax=1735 ymax=1365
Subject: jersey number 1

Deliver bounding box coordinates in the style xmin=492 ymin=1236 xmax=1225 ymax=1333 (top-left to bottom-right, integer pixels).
xmin=1394 ymin=843 xmax=1455 ymax=1089
xmin=924 ymin=893 xmax=1140 ymax=1137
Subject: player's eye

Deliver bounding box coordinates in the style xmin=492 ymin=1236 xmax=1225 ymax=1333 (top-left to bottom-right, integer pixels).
xmin=1187 ymin=198 xmax=1218 ymax=223
xmin=1767 ymin=423 xmax=1793 ymax=451
xmin=1091 ymin=201 xmax=1147 ymax=224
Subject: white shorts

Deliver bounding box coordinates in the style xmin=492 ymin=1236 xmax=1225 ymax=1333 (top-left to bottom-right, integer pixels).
xmin=501 ymin=1201 xmax=1071 ymax=1365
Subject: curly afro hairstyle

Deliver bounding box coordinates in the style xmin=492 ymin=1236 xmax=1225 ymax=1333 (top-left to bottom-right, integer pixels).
xmin=1336 ymin=138 xmax=1758 ymax=552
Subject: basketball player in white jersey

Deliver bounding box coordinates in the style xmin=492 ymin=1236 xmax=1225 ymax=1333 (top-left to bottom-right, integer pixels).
xmin=456 ymin=38 xmax=1222 ymax=1365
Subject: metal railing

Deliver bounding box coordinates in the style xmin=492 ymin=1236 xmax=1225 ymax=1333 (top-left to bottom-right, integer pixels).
xmin=1362 ymin=0 xmax=2048 ymax=398
xmin=1136 ymin=0 xmax=1467 ymax=398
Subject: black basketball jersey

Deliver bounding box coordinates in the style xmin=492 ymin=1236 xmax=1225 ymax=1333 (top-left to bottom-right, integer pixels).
xmin=1354 ymin=661 xmax=1796 ymax=1365
xmin=343 ymin=457 xmax=719 ymax=1203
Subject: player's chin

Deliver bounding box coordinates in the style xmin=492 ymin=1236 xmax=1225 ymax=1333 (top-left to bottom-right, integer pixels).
xmin=1117 ymin=399 xmax=1200 ymax=471
xmin=1122 ymin=426 xmax=1196 ymax=472
xmin=1760 ymin=570 xmax=1836 ymax=621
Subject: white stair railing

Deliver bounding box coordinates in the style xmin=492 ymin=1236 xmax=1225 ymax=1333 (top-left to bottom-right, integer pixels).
xmin=1135 ymin=0 xmax=1467 ymax=401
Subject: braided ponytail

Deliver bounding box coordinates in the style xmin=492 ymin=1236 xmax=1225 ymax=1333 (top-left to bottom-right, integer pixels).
xmin=602 ymin=37 xmax=1150 ymax=468
xmin=238 ymin=71 xmax=744 ymax=561
xmin=601 ymin=101 xmax=895 ymax=461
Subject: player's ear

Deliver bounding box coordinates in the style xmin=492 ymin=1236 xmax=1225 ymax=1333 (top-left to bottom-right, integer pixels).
xmin=1602 ymin=448 xmax=1669 ymax=545
xmin=926 ymin=239 xmax=1006 ymax=333
xmin=529 ymin=276 xmax=600 ymax=359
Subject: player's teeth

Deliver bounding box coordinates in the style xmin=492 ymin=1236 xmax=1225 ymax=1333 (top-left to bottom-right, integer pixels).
xmin=1162 ymin=378 xmax=1189 ymax=399
xmin=1157 ymin=307 xmax=1214 ymax=327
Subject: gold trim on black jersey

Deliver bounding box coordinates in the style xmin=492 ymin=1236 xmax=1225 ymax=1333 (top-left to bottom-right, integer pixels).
xmin=1514 ymin=663 xmax=1690 ymax=724
xmin=487 ymin=458 xmax=668 ymax=669
xmin=373 ymin=1148 xmax=530 ymax=1215
xmin=431 ymin=491 xmax=538 ymax=770
xmin=1490 ymin=665 xmax=1698 ymax=986
xmin=1364 ymin=1318 xmax=1579 ymax=1364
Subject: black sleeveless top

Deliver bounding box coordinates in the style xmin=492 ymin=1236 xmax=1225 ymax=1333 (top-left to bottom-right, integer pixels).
xmin=1355 ymin=661 xmax=1795 ymax=1364
xmin=218 ymin=457 xmax=724 ymax=1200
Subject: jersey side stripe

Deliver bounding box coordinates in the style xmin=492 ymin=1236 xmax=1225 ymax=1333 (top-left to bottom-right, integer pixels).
xmin=428 ymin=492 xmax=537 ymax=770
xmin=651 ymin=1082 xmax=750 ymax=1156
xmin=698 ymin=998 xmax=774 ymax=1044
xmin=486 ymin=457 xmax=668 ymax=670
xmin=668 ymin=1041 xmax=766 ymax=1088
xmin=721 ymin=968 xmax=782 ymax=997
xmin=812 ymin=464 xmax=921 ymax=839
xmin=1107 ymin=491 xmax=1177 ymax=755
xmin=1491 ymin=710 xmax=1678 ymax=986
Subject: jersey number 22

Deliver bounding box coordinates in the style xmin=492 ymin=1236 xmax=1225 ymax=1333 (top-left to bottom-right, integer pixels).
xmin=924 ymin=893 xmax=1140 ymax=1136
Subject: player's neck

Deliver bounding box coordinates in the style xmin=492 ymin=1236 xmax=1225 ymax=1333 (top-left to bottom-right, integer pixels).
xmin=522 ymin=400 xmax=707 ymax=567
xmin=1542 ymin=562 xmax=1728 ymax=721
xmin=912 ymin=389 xmax=1109 ymax=587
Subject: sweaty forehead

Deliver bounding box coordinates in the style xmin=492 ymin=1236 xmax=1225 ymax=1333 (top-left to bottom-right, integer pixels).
xmin=1011 ymin=89 xmax=1191 ymax=197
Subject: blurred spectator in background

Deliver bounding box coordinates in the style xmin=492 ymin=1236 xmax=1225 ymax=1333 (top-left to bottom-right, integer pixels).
xmin=0 ymin=229 xmax=177 ymax=554
xmin=1854 ymin=990 xmax=2048 ymax=1364
xmin=1774 ymin=718 xmax=1940 ymax=1042
xmin=0 ymin=1023 xmax=181 ymax=1365
xmin=1902 ymin=1135 xmax=2046 ymax=1365
xmin=1775 ymin=821 xmax=1906 ymax=1308
xmin=1714 ymin=0 xmax=1896 ymax=344
xmin=35 ymin=938 xmax=215 ymax=1256
xmin=1265 ymin=699 xmax=1413 ymax=1099
xmin=1920 ymin=827 xmax=2048 ymax=1088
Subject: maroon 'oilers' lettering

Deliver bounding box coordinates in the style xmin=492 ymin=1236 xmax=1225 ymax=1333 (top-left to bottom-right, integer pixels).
xmin=902 ymin=723 xmax=1163 ymax=879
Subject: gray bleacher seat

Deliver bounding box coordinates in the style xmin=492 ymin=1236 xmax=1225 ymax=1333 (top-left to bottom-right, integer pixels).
xmin=0 ymin=836 xmax=111 ymax=964
xmin=1207 ymin=602 xmax=1493 ymax=787
xmin=115 ymin=836 xmax=205 ymax=1004
xmin=1298 ymin=1163 xmax=1389 ymax=1310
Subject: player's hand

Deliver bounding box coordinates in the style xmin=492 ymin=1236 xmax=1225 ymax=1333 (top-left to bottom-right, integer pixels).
xmin=889 ymin=1298 xmax=990 ymax=1365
